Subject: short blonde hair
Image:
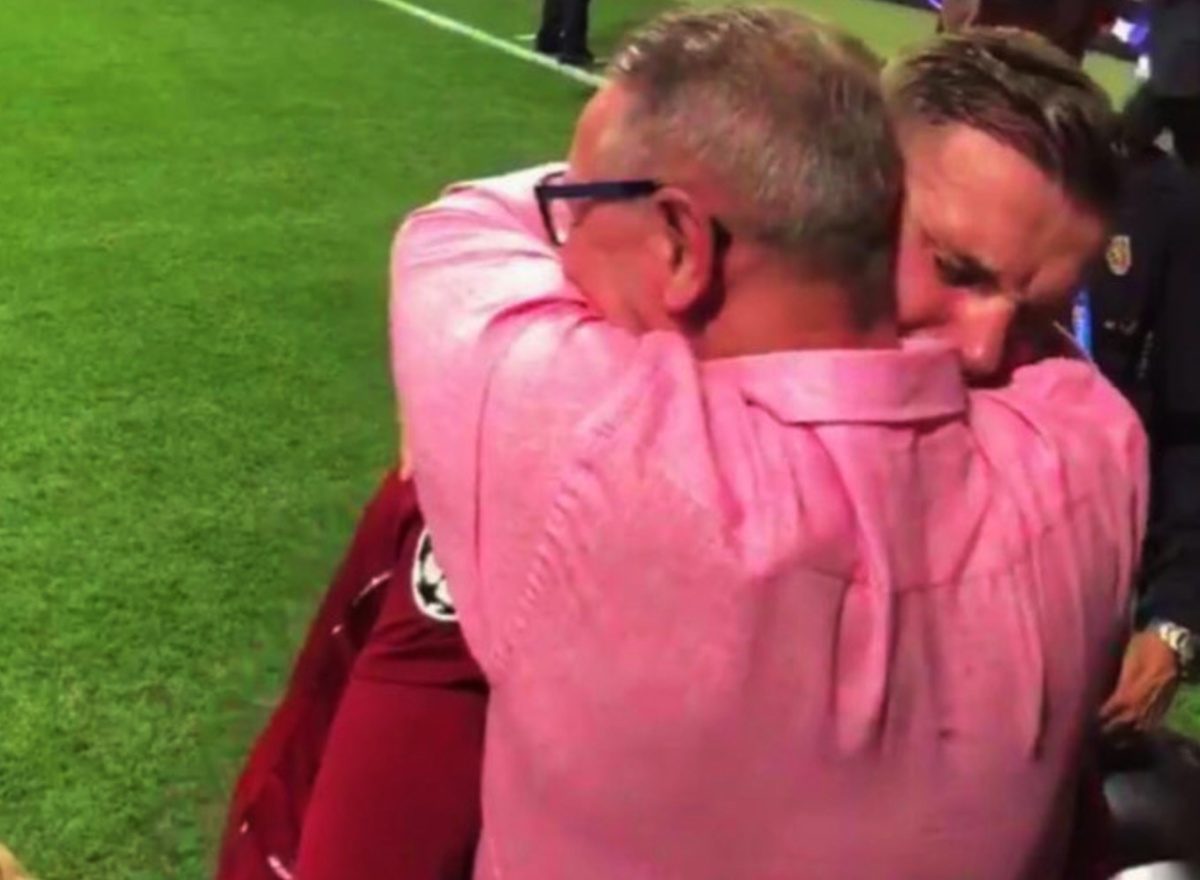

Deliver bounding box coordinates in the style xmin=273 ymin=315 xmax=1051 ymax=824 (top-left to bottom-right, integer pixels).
xmin=0 ymin=844 xmax=33 ymax=880
xmin=883 ymin=28 xmax=1120 ymax=213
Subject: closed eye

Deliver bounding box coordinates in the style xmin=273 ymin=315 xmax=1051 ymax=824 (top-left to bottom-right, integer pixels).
xmin=934 ymin=253 xmax=999 ymax=291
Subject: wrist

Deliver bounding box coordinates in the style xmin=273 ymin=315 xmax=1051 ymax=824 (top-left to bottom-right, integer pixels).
xmin=1147 ymin=618 xmax=1197 ymax=678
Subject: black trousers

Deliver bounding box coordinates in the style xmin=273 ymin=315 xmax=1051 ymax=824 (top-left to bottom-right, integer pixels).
xmin=537 ymin=0 xmax=592 ymax=56
xmin=1124 ymin=84 xmax=1200 ymax=170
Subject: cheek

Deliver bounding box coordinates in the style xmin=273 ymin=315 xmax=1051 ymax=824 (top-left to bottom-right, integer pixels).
xmin=563 ymin=238 xmax=617 ymax=312
xmin=561 ymin=236 xmax=591 ymax=286
xmin=562 ymin=232 xmax=654 ymax=331
xmin=895 ymin=232 xmax=952 ymax=331
xmin=1024 ymin=250 xmax=1096 ymax=322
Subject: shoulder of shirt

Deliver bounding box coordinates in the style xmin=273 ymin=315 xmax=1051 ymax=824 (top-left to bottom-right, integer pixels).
xmin=973 ymin=359 xmax=1147 ymax=480
xmin=983 ymin=358 xmax=1136 ymax=416
xmin=438 ymin=163 xmax=566 ymax=208
xmin=395 ymin=163 xmax=566 ymax=248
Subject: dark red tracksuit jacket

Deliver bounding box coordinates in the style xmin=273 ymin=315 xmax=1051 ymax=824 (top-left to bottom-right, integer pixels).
xmin=215 ymin=472 xmax=485 ymax=880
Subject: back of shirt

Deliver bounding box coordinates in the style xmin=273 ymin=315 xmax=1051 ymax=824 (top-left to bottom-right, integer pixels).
xmin=472 ymin=346 xmax=1146 ymax=880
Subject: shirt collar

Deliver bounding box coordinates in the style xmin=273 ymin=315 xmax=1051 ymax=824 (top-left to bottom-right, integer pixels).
xmin=703 ymin=338 xmax=967 ymax=425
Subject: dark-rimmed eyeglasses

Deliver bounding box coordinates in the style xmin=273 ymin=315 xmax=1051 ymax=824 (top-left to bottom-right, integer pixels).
xmin=534 ymin=172 xmax=663 ymax=246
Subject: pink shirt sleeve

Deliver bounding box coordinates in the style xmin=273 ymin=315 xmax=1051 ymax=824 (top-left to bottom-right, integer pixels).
xmin=1009 ymin=357 xmax=1149 ymax=557
xmin=977 ymin=358 xmax=1150 ymax=634
xmin=390 ymin=165 xmax=640 ymax=671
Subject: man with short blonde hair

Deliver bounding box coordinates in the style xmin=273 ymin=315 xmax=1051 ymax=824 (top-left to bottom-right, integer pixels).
xmin=883 ymin=28 xmax=1120 ymax=214
xmin=883 ymin=27 xmax=1120 ymax=377
xmin=914 ymin=8 xmax=1200 ymax=740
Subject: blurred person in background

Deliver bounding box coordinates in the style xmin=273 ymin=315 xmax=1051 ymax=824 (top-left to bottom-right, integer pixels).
xmin=938 ymin=0 xmax=1119 ymax=56
xmin=1090 ymin=121 xmax=1200 ymax=735
xmin=1122 ymin=0 xmax=1200 ymax=167
xmin=535 ymin=0 xmax=594 ymax=68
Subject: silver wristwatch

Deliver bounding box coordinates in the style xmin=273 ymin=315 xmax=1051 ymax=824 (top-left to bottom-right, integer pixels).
xmin=1149 ymin=619 xmax=1197 ymax=677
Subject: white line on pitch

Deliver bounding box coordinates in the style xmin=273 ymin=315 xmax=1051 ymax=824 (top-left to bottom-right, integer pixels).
xmin=365 ymin=0 xmax=605 ymax=89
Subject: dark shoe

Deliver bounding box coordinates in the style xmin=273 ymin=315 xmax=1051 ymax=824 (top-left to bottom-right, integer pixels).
xmin=534 ymin=30 xmax=562 ymax=55
xmin=557 ymin=49 xmax=595 ymax=68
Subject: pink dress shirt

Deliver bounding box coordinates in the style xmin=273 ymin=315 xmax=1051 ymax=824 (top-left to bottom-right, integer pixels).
xmin=391 ymin=166 xmax=1148 ymax=880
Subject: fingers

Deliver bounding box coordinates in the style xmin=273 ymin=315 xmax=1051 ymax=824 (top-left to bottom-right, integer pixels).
xmin=1099 ymin=680 xmax=1177 ymax=733
xmin=1100 ymin=694 xmax=1138 ymax=733
xmin=1099 ymin=631 xmax=1183 ymax=733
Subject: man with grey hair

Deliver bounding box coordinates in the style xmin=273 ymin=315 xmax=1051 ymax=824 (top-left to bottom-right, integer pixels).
xmin=392 ymin=6 xmax=1145 ymax=878
xmin=530 ymin=5 xmax=902 ymax=346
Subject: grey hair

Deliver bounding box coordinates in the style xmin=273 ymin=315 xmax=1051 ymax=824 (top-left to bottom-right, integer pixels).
xmin=606 ymin=4 xmax=903 ymax=328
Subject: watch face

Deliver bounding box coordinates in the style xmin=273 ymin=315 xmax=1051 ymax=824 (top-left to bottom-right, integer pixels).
xmin=1180 ymin=634 xmax=1197 ymax=671
xmin=1155 ymin=621 xmax=1197 ymax=671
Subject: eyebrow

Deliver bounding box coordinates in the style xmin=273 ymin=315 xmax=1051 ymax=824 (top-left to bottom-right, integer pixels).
xmin=937 ymin=250 xmax=1001 ymax=290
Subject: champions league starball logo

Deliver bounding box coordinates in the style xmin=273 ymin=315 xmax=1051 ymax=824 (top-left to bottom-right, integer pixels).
xmin=411 ymin=529 xmax=457 ymax=622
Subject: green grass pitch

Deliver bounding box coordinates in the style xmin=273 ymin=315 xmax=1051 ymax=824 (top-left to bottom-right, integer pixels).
xmin=0 ymin=0 xmax=1191 ymax=877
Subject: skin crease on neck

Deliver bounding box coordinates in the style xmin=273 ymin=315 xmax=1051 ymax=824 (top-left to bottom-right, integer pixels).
xmin=560 ymin=81 xmax=899 ymax=361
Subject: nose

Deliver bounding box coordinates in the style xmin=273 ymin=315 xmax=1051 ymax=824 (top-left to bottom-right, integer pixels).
xmin=957 ymin=296 xmax=1019 ymax=379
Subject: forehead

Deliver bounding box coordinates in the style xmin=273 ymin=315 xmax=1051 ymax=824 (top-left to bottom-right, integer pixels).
xmin=568 ymin=83 xmax=638 ymax=175
xmin=901 ymin=123 xmax=1101 ymax=293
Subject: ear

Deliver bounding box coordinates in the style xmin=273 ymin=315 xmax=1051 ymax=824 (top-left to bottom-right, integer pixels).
xmin=653 ymin=188 xmax=717 ymax=317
